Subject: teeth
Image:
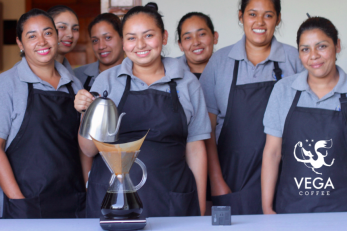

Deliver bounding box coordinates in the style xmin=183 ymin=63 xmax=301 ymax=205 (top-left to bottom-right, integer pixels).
xmin=100 ymin=52 xmax=110 ymax=55
xmin=193 ymin=49 xmax=203 ymax=53
xmin=137 ymin=51 xmax=149 ymax=55
xmin=62 ymin=41 xmax=72 ymax=44
xmin=37 ymin=49 xmax=49 ymax=54
xmin=253 ymin=29 xmax=266 ymax=33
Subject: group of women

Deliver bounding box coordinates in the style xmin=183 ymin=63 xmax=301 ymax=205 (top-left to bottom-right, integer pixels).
xmin=0 ymin=0 xmax=346 ymax=219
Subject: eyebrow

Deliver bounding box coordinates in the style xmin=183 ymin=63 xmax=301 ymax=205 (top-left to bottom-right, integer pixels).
xmin=182 ymin=28 xmax=206 ymax=36
xmin=125 ymin=29 xmax=155 ymax=36
xmin=247 ymin=9 xmax=275 ymax=13
xmin=91 ymin=32 xmax=110 ymax=38
xmin=25 ymin=27 xmax=53 ymax=36
xmin=299 ymin=40 xmax=329 ymax=47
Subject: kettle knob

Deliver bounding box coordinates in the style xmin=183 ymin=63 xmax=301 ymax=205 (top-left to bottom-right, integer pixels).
xmin=103 ymin=90 xmax=108 ymax=98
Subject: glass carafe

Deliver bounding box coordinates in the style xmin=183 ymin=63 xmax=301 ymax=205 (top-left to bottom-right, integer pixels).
xmin=100 ymin=150 xmax=147 ymax=219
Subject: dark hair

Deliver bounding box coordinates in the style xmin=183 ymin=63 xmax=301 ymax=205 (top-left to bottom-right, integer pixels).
xmin=88 ymin=13 xmax=122 ymax=37
xmin=47 ymin=5 xmax=78 ymax=20
xmin=16 ymin=9 xmax=57 ymax=57
xmin=239 ymin=0 xmax=281 ymax=17
xmin=296 ymin=16 xmax=338 ymax=47
xmin=17 ymin=8 xmax=56 ymax=43
xmin=176 ymin=12 xmax=215 ymax=43
xmin=121 ymin=2 xmax=164 ymax=36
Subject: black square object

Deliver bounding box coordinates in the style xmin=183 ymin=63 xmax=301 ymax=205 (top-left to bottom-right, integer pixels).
xmin=4 ymin=20 xmax=17 ymax=45
xmin=212 ymin=206 xmax=231 ymax=226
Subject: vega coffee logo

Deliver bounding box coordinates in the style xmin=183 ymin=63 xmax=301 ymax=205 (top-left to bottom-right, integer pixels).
xmin=293 ymin=139 xmax=335 ymax=196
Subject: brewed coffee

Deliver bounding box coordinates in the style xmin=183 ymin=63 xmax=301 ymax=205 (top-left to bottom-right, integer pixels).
xmin=101 ymin=192 xmax=143 ymax=219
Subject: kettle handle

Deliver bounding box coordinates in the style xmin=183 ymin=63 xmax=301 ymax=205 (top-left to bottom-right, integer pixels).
xmin=134 ymin=158 xmax=147 ymax=191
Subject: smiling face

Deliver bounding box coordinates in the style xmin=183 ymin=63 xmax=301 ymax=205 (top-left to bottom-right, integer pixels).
xmin=239 ymin=0 xmax=280 ymax=47
xmin=91 ymin=21 xmax=124 ymax=68
xmin=178 ymin=16 xmax=218 ymax=68
xmin=299 ymin=28 xmax=340 ymax=79
xmin=16 ymin=15 xmax=58 ymax=66
xmin=122 ymin=13 xmax=168 ymax=68
xmin=54 ymin=11 xmax=79 ymax=55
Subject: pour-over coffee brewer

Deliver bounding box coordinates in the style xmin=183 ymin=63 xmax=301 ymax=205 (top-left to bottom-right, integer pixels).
xmin=92 ymin=135 xmax=148 ymax=231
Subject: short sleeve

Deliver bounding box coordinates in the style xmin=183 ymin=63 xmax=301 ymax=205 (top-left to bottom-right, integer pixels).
xmin=199 ymin=56 xmax=219 ymax=115
xmin=263 ymin=84 xmax=283 ymax=138
xmin=0 ymin=80 xmax=14 ymax=140
xmin=187 ymin=86 xmax=211 ymax=143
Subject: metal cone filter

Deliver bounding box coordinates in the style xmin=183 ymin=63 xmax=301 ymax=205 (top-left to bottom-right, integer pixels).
xmin=90 ymin=133 xmax=147 ymax=175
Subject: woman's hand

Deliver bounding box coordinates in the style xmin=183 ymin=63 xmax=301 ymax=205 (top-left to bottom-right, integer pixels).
xmin=261 ymin=134 xmax=282 ymax=215
xmin=210 ymin=177 xmax=232 ymax=196
xmin=186 ymin=140 xmax=207 ymax=216
xmin=74 ymin=89 xmax=95 ymax=113
xmin=205 ymin=113 xmax=232 ymax=196
xmin=0 ymin=138 xmax=25 ymax=199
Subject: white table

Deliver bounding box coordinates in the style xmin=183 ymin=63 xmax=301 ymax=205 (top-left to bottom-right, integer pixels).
xmin=0 ymin=212 xmax=346 ymax=231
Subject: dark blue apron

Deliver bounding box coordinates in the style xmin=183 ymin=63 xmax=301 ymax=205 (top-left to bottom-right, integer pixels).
xmin=211 ymin=60 xmax=282 ymax=215
xmin=275 ymin=91 xmax=347 ymax=213
xmin=3 ymin=83 xmax=86 ymax=218
xmin=86 ymin=76 xmax=200 ymax=218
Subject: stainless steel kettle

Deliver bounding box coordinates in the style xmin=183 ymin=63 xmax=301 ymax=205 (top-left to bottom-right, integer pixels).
xmin=79 ymin=91 xmax=126 ymax=142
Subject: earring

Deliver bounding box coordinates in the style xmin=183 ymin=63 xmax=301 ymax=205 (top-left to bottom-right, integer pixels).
xmin=238 ymin=21 xmax=243 ymax=26
xmin=58 ymin=42 xmax=60 ymax=45
xmin=20 ymin=49 xmax=23 ymax=53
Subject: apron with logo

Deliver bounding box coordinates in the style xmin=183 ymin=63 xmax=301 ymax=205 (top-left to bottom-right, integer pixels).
xmin=212 ymin=60 xmax=282 ymax=215
xmin=275 ymin=91 xmax=347 ymax=213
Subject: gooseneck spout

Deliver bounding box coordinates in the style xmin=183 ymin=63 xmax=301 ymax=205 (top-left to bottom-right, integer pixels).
xmin=108 ymin=112 xmax=126 ymax=137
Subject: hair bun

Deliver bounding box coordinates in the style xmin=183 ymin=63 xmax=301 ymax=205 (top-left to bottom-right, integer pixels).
xmin=145 ymin=2 xmax=158 ymax=12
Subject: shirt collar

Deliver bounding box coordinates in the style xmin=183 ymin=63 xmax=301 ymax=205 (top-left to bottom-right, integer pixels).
xmin=177 ymin=55 xmax=190 ymax=71
xmin=118 ymin=57 xmax=184 ymax=80
xmin=84 ymin=61 xmax=100 ymax=77
xmin=228 ymin=35 xmax=286 ymax=63
xmin=17 ymin=57 xmax=74 ymax=85
xmin=62 ymin=58 xmax=75 ymax=75
xmin=291 ymin=66 xmax=347 ymax=94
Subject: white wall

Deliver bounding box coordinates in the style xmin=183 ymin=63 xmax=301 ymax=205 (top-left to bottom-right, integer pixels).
xmin=143 ymin=0 xmax=347 ymax=70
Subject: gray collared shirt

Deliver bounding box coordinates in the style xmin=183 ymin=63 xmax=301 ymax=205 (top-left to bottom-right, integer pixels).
xmin=0 ymin=57 xmax=83 ymax=150
xmin=177 ymin=55 xmax=190 ymax=72
xmin=74 ymin=61 xmax=100 ymax=88
xmin=200 ymin=35 xmax=304 ymax=142
xmin=90 ymin=57 xmax=211 ymax=143
xmin=63 ymin=57 xmax=75 ymax=76
xmin=264 ymin=66 xmax=347 ymax=138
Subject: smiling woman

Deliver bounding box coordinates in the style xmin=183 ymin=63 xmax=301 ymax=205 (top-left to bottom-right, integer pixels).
xmin=74 ymin=2 xmax=210 ymax=218
xmin=74 ymin=13 xmax=124 ymax=91
xmin=199 ymin=0 xmax=304 ymax=215
xmin=47 ymin=5 xmax=80 ymax=75
xmin=262 ymin=16 xmax=347 ymax=214
xmin=0 ymin=9 xmax=85 ymax=219
xmin=177 ymin=12 xmax=218 ymax=79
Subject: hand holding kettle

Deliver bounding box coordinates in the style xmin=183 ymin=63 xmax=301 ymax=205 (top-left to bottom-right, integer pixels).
xmin=74 ymin=89 xmax=96 ymax=113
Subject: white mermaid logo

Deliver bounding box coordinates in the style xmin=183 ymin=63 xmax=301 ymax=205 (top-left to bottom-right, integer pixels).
xmin=293 ymin=139 xmax=335 ymax=175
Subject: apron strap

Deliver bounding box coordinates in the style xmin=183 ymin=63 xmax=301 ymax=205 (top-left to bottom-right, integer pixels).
xmin=84 ymin=76 xmax=92 ymax=92
xmin=273 ymin=62 xmax=282 ymax=81
xmin=66 ymin=82 xmax=74 ymax=96
xmin=117 ymin=75 xmax=131 ymax=112
xmin=282 ymin=90 xmax=301 ymax=139
xmin=232 ymin=60 xmax=240 ymax=87
xmin=168 ymin=80 xmax=179 ymax=112
xmin=339 ymin=93 xmax=347 ymax=124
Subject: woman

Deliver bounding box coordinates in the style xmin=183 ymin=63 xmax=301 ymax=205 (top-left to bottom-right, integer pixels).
xmin=74 ymin=3 xmax=210 ymax=218
xmin=262 ymin=16 xmax=347 ymax=214
xmin=176 ymin=12 xmax=219 ymax=79
xmin=0 ymin=9 xmax=85 ymax=218
xmin=47 ymin=5 xmax=79 ymax=75
xmin=199 ymin=0 xmax=303 ymax=215
xmin=74 ymin=13 xmax=124 ymax=91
